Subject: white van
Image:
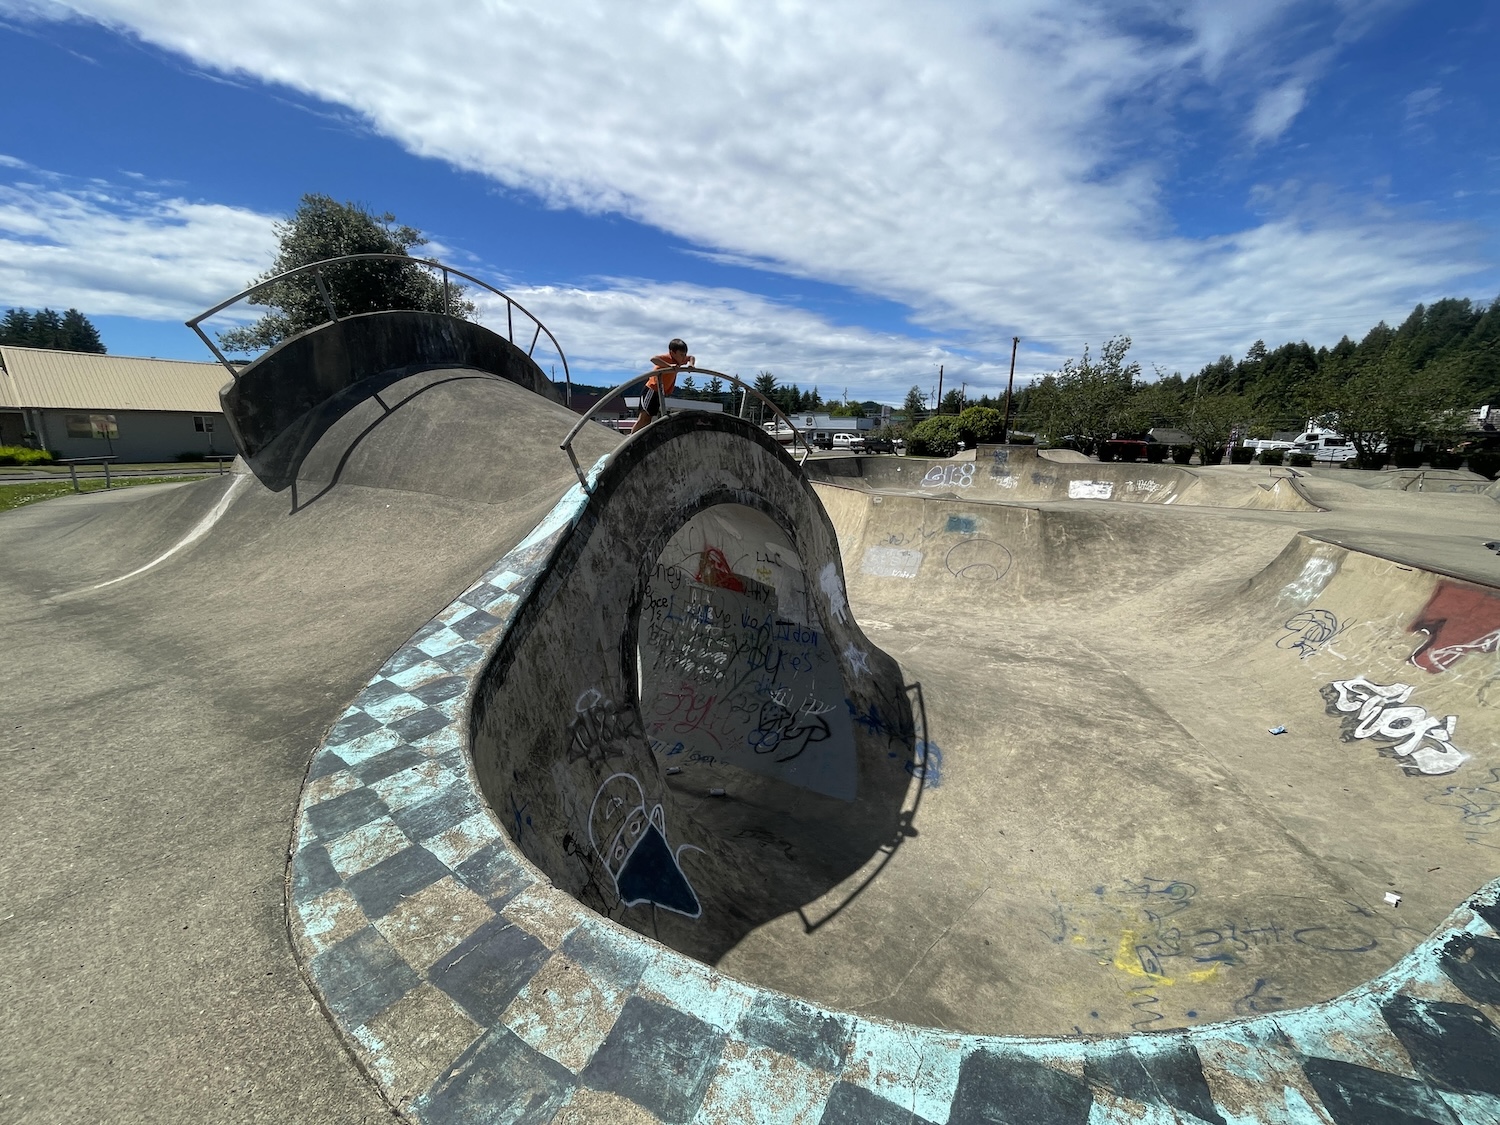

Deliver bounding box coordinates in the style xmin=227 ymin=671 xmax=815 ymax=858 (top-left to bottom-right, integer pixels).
xmin=832 ymin=432 xmax=865 ymax=451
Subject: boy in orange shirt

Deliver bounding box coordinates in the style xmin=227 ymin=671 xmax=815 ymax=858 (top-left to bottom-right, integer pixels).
xmin=631 ymin=338 xmax=695 ymax=434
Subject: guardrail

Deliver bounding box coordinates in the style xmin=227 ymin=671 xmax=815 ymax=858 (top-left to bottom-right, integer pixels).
xmin=559 ymin=365 xmax=810 ymax=493
xmin=185 ymin=253 xmax=572 ymax=404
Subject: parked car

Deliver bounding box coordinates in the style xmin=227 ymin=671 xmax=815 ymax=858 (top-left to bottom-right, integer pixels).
xmin=811 ymin=433 xmax=835 ymax=450
xmin=863 ymin=437 xmax=895 ymax=454
xmin=832 ymin=432 xmax=865 ymax=451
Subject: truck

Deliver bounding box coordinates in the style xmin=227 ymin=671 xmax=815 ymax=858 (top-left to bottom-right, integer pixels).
xmin=1242 ymin=422 xmax=1382 ymax=464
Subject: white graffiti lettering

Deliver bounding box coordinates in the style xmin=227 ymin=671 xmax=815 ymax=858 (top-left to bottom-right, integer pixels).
xmin=1067 ymin=480 xmax=1113 ymax=500
xmin=921 ymin=464 xmax=976 ymax=489
xmin=1324 ymin=676 xmax=1469 ymax=775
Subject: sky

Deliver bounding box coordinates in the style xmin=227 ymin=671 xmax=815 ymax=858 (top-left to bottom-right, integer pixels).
xmin=1 ymin=0 xmax=1497 ymax=402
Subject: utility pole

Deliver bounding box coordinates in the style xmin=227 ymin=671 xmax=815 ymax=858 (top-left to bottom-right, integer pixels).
xmin=936 ymin=365 xmax=944 ymax=414
xmin=1001 ymin=336 xmax=1019 ymax=442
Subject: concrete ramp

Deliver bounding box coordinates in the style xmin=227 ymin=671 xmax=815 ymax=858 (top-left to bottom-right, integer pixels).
xmin=807 ymin=444 xmax=1322 ymax=511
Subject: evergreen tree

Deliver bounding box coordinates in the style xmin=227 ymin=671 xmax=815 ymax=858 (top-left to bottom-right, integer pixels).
xmin=902 ymin=385 xmax=926 ymax=419
xmin=219 ymin=194 xmax=473 ymax=353
xmin=0 ymin=306 xmax=106 ymax=352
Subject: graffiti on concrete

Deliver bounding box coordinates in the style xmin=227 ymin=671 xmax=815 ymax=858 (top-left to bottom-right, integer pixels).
xmin=945 ymin=537 xmax=1013 ymax=582
xmin=921 ymin=463 xmax=976 ymax=489
xmin=1281 ymin=554 xmax=1338 ymax=606
xmin=695 ymin=545 xmax=746 ymax=592
xmin=861 ymin=546 xmax=923 ymax=578
xmin=1276 ymin=609 xmax=1350 ymax=660
xmin=1322 ymin=676 xmax=1469 ymax=775
xmin=640 ymin=535 xmax=857 ymax=799
xmin=906 ymin=740 xmax=942 ymax=787
xmin=842 ymin=642 xmax=870 ymax=678
xmin=1049 ymin=875 xmax=1381 ymax=1028
xmin=819 ymin=562 xmax=848 ymax=624
xmin=1068 ymin=480 xmax=1113 ymax=500
xmin=1409 ymin=581 xmax=1500 ymax=674
xmin=1425 ymin=767 xmax=1500 ymax=849
xmin=1125 ymin=479 xmax=1164 ymax=495
xmin=589 ymin=772 xmax=701 ymax=918
xmin=568 ymin=689 xmax=645 ymax=767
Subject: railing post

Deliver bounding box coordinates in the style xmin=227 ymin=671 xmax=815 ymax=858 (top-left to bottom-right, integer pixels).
xmin=69 ymin=463 xmax=79 ymax=492
xmin=442 ymin=268 xmax=451 ymax=315
xmin=103 ymin=460 xmax=112 ymax=490
xmin=314 ymin=268 xmax=339 ymax=323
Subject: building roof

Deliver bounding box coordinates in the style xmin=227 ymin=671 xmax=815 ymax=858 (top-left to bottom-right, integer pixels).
xmin=0 ymin=346 xmax=229 ymax=413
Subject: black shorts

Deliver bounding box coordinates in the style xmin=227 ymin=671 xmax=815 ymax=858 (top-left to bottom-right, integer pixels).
xmin=641 ymin=385 xmax=663 ymax=416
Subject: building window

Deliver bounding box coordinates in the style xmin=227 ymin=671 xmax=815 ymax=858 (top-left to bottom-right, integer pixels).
xmin=194 ymin=415 xmax=215 ymax=433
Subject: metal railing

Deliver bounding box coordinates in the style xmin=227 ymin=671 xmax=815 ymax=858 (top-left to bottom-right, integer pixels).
xmin=185 ymin=253 xmax=572 ymax=402
xmin=560 ymin=365 xmax=811 ymax=493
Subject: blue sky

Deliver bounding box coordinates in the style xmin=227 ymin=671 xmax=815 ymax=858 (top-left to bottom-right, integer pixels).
xmin=1 ymin=0 xmax=1496 ymax=403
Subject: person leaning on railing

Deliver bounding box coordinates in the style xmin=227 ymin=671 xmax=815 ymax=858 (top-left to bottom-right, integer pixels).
xmin=630 ymin=338 xmax=695 ymax=434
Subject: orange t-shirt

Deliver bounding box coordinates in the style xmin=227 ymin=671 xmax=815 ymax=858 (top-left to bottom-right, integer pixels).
xmin=648 ymin=354 xmax=683 ymax=396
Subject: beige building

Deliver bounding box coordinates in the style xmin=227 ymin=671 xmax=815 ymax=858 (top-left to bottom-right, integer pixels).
xmin=0 ymin=346 xmax=232 ymax=462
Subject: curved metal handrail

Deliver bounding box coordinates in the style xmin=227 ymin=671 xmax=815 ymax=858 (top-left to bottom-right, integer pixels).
xmin=185 ymin=253 xmax=572 ymax=403
xmin=560 ymin=365 xmax=810 ymax=492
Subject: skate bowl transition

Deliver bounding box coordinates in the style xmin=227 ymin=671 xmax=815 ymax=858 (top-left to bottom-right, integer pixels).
xmin=202 ymin=298 xmax=1500 ymax=1122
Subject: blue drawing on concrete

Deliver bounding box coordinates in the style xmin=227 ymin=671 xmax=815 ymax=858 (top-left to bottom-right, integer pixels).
xmin=590 ymin=773 xmax=702 ymax=918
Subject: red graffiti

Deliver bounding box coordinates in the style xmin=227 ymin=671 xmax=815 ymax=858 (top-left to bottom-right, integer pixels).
xmin=1409 ymin=581 xmax=1500 ymax=673
xmin=695 ymin=546 xmax=745 ymax=593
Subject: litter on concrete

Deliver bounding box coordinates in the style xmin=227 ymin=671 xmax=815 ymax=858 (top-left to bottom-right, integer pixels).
xmin=1384 ymin=892 xmax=1403 ymax=907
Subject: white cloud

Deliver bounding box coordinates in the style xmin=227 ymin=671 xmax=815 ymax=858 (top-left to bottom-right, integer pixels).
xmin=488 ymin=280 xmax=1007 ymax=400
xmin=2 ymin=0 xmax=1488 ymax=382
xmin=1248 ymin=79 xmax=1309 ymax=142
xmin=0 ymin=171 xmax=277 ymax=319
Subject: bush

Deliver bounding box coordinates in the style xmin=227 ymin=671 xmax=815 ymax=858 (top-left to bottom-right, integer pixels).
xmin=1287 ymin=452 xmax=1314 ymax=467
xmin=1469 ymin=451 xmax=1500 ymax=480
xmin=1169 ymin=444 xmax=1194 ymax=465
xmin=1429 ymin=450 xmax=1462 ymax=469
xmin=1258 ymin=448 xmax=1285 ymax=466
xmin=1229 ymin=447 xmax=1255 ymax=464
xmin=908 ymin=416 xmax=962 ymax=458
xmin=1144 ymin=442 xmax=1167 ymax=463
xmin=1357 ymin=452 xmax=1390 ymax=470
xmin=1392 ymin=449 xmax=1424 ymax=469
xmin=177 ymin=451 xmax=207 ymax=462
xmin=0 ymin=445 xmax=55 ymax=466
xmin=1007 ymin=432 xmax=1035 ymax=445
xmin=955 ymin=406 xmax=1004 ymax=447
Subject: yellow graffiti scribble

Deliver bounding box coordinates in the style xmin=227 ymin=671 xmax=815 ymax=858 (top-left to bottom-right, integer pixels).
xmin=1112 ymin=930 xmax=1219 ymax=986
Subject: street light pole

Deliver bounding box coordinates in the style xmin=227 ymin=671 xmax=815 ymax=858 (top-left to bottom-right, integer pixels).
xmin=936 ymin=364 xmax=944 ymax=414
xmin=1001 ymin=336 xmax=1019 ymax=441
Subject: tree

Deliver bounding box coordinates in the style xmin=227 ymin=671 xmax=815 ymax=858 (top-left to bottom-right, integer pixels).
xmin=1311 ymin=342 xmax=1468 ymax=461
xmin=1047 ymin=336 xmax=1141 ymax=450
xmin=1 ymin=306 xmax=107 ymax=352
xmin=219 ymin=194 xmax=473 ymax=353
xmin=939 ymin=387 xmax=966 ymax=414
xmin=902 ymin=385 xmax=926 ymax=419
xmin=909 ymin=415 xmax=962 ymax=456
xmin=752 ymin=371 xmax=778 ymax=423
xmin=705 ymin=376 xmax=724 ymax=404
xmin=1174 ymin=393 xmax=1247 ymax=465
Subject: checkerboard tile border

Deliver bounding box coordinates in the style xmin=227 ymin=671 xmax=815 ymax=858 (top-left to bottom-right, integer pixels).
xmin=287 ymin=451 xmax=1500 ymax=1124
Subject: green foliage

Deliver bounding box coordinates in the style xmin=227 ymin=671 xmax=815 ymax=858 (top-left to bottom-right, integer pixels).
xmin=1229 ymin=446 xmax=1256 ymax=464
xmin=909 ymin=416 xmax=962 ymax=457
xmin=828 ymin=400 xmax=866 ymax=417
xmin=938 ymin=388 xmax=966 ymax=414
xmin=1258 ymin=448 xmax=1285 ymax=466
xmin=0 ymin=445 xmax=54 ymax=465
xmin=1039 ymin=336 xmax=1142 ymax=449
xmin=219 ymin=194 xmax=473 ymax=353
xmin=953 ymin=406 xmax=1004 ymax=446
xmin=1287 ymin=452 xmax=1314 ymax=467
xmin=1178 ymin=394 xmax=1246 ymax=466
xmin=1169 ymin=444 xmax=1194 ymax=464
xmin=902 ymin=385 xmax=926 ymax=419
xmin=1 ymin=307 xmax=106 ymax=353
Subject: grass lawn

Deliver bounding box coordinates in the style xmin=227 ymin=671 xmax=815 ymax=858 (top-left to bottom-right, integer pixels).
xmin=0 ymin=476 xmax=208 ymax=514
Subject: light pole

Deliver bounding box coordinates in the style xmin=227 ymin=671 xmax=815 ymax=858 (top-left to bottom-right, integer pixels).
xmin=1001 ymin=336 xmax=1019 ymax=442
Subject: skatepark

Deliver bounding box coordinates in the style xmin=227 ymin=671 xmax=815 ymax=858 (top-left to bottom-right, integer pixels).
xmin=3 ymin=279 xmax=1498 ymax=1124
